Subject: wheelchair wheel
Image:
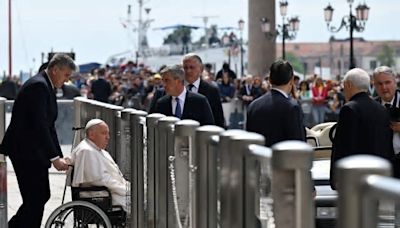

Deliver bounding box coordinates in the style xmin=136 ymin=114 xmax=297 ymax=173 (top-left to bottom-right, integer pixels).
xmin=45 ymin=200 xmax=112 ymax=228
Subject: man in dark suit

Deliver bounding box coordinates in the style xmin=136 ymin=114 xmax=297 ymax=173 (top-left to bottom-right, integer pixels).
xmin=149 ymin=54 xmax=224 ymax=127
xmin=90 ymin=68 xmax=111 ymax=103
xmin=246 ymin=60 xmax=306 ymax=147
xmin=330 ymin=68 xmax=393 ymax=190
xmin=1 ymin=54 xmax=74 ymax=227
xmin=373 ymin=66 xmax=400 ymax=179
xmin=151 ymin=64 xmax=214 ymax=126
xmin=182 ymin=53 xmax=224 ymax=127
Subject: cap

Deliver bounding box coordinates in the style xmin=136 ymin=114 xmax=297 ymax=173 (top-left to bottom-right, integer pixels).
xmin=85 ymin=119 xmax=105 ymax=130
xmin=154 ymin=73 xmax=161 ymax=79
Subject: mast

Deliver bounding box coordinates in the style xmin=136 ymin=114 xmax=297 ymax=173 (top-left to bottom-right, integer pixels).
xmin=8 ymin=0 xmax=12 ymax=77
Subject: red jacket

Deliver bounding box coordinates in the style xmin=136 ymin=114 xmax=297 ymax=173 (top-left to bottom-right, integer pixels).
xmin=312 ymin=86 xmax=328 ymax=105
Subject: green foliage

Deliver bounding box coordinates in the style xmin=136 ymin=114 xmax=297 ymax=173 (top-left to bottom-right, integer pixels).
xmin=285 ymin=52 xmax=305 ymax=74
xmin=377 ymin=43 xmax=396 ymax=67
xmin=163 ymin=27 xmax=192 ymax=45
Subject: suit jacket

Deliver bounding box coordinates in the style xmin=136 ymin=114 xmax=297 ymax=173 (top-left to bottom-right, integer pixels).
xmin=91 ymin=78 xmax=111 ymax=103
xmin=0 ymin=71 xmax=63 ymax=168
xmin=330 ymin=92 xmax=394 ymax=189
xmin=153 ymin=91 xmax=215 ymax=126
xmin=197 ymin=80 xmax=225 ymax=128
xmin=239 ymin=84 xmax=263 ymax=106
xmin=375 ymin=90 xmax=400 ymax=178
xmin=149 ymin=80 xmax=225 ymax=127
xmin=246 ymin=89 xmax=306 ymax=147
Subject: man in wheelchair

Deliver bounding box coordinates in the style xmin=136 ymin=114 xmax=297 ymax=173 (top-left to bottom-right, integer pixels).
xmin=69 ymin=119 xmax=130 ymax=213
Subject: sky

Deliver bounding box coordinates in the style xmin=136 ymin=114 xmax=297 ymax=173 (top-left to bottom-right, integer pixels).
xmin=0 ymin=0 xmax=399 ymax=74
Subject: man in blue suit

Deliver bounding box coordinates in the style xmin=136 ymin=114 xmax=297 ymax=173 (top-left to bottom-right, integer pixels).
xmin=246 ymin=60 xmax=305 ymax=147
xmin=1 ymin=54 xmax=76 ymax=227
xmin=152 ymin=64 xmax=214 ymax=126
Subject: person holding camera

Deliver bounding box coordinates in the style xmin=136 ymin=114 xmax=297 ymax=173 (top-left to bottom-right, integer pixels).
xmin=330 ymin=68 xmax=394 ymax=190
xmin=373 ymin=66 xmax=400 ymax=178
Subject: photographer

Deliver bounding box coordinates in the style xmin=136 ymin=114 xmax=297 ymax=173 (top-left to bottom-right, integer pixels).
xmin=373 ymin=66 xmax=400 ymax=178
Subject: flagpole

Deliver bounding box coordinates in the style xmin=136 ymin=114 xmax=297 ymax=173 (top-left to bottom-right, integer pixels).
xmin=8 ymin=0 xmax=12 ymax=77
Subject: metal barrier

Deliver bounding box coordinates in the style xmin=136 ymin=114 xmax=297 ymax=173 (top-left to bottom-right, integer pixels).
xmin=244 ymin=144 xmax=273 ymax=228
xmin=173 ymin=120 xmax=200 ymax=228
xmin=223 ymin=132 xmax=265 ymax=228
xmin=0 ymin=97 xmax=6 ymax=228
xmin=271 ymin=140 xmax=315 ymax=228
xmin=130 ymin=109 xmax=148 ymax=228
xmin=335 ymin=155 xmax=391 ymax=228
xmin=101 ymin=104 xmax=123 ymax=159
xmin=218 ymin=129 xmax=247 ymax=228
xmin=194 ymin=125 xmax=224 ymax=228
xmin=69 ymin=99 xmax=322 ymax=228
xmin=118 ymin=108 xmax=136 ymax=179
xmin=146 ymin=113 xmax=166 ymax=228
xmin=155 ymin=116 xmax=180 ymax=227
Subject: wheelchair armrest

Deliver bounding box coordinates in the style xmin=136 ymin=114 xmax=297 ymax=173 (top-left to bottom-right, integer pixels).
xmin=71 ymin=186 xmax=112 ymax=211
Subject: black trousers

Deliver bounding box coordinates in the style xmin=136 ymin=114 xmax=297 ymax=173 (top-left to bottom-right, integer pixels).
xmin=9 ymin=158 xmax=50 ymax=228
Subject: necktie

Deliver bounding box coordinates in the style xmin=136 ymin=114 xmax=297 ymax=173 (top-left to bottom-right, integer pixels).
xmin=385 ymin=103 xmax=392 ymax=109
xmin=188 ymin=84 xmax=195 ymax=92
xmin=175 ymin=97 xmax=182 ymax=119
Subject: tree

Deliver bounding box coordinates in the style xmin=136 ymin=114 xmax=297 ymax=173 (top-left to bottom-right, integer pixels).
xmin=286 ymin=52 xmax=304 ymax=74
xmin=163 ymin=27 xmax=192 ymax=45
xmin=377 ymin=43 xmax=396 ymax=67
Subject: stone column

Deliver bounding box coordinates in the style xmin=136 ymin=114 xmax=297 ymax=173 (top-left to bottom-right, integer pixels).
xmin=248 ymin=0 xmax=276 ymax=76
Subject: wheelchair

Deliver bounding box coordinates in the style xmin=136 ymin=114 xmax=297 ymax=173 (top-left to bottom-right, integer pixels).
xmin=45 ymin=168 xmax=127 ymax=228
xmin=45 ymin=127 xmax=127 ymax=228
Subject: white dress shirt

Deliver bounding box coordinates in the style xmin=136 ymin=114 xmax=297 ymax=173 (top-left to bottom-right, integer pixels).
xmin=184 ymin=78 xmax=200 ymax=93
xmin=172 ymin=87 xmax=187 ymax=116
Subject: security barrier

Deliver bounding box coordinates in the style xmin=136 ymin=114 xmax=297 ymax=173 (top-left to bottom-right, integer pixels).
xmin=335 ymin=155 xmax=392 ymax=228
xmin=70 ymin=97 xmax=318 ymax=228
xmin=9 ymin=96 xmax=392 ymax=227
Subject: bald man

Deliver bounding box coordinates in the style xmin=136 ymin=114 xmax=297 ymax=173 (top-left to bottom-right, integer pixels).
xmin=70 ymin=119 xmax=130 ymax=212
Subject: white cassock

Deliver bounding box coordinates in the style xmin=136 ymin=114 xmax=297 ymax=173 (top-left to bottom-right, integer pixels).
xmin=70 ymin=139 xmax=130 ymax=212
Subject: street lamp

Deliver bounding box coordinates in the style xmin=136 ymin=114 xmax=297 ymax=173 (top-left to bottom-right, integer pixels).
xmin=260 ymin=0 xmax=300 ymax=60
xmin=323 ymin=0 xmax=370 ymax=69
xmin=238 ymin=19 xmax=245 ymax=77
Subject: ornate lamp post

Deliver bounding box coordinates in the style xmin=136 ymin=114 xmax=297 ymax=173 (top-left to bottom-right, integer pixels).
xmin=260 ymin=0 xmax=300 ymax=60
xmin=324 ymin=0 xmax=370 ymax=69
xmin=238 ymin=19 xmax=245 ymax=77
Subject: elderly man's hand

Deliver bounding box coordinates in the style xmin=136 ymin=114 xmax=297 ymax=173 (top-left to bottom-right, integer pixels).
xmin=52 ymin=158 xmax=69 ymax=171
xmin=390 ymin=121 xmax=400 ymax=133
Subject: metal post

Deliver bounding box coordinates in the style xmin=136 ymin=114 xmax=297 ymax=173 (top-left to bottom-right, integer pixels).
xmin=130 ymin=110 xmax=147 ymax=228
xmin=240 ymin=31 xmax=244 ymax=77
xmin=100 ymin=104 xmax=123 ymax=159
xmin=219 ymin=130 xmax=247 ymax=228
xmin=0 ymin=98 xmax=6 ymax=141
xmin=336 ymin=155 xmax=391 ymax=228
xmin=194 ymin=125 xmax=224 ymax=228
xmin=282 ymin=24 xmax=286 ymax=60
xmin=173 ymin=120 xmax=200 ymax=228
xmin=227 ymin=132 xmax=264 ymax=228
xmin=74 ymin=97 xmax=89 ymax=143
xmin=349 ymin=13 xmax=355 ymax=69
xmin=363 ymin=175 xmax=400 ymax=228
xmin=118 ymin=108 xmax=136 ymax=179
xmin=271 ymin=140 xmax=315 ymax=228
xmin=146 ymin=113 xmax=166 ymax=228
xmin=244 ymin=144 xmax=272 ymax=228
xmin=0 ymin=97 xmax=7 ymax=228
xmin=156 ymin=117 xmax=179 ymax=228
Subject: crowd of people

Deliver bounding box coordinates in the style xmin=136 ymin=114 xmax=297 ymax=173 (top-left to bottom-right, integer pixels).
xmin=4 ymin=51 xmax=400 ymax=227
xmin=2 ymin=57 xmax=400 ymax=129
